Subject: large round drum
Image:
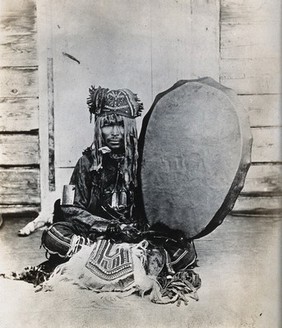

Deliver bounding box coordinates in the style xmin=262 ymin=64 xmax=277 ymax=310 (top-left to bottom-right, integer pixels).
xmin=139 ymin=78 xmax=252 ymax=239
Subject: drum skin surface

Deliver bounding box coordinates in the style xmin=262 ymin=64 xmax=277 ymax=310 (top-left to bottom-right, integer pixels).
xmin=139 ymin=78 xmax=252 ymax=239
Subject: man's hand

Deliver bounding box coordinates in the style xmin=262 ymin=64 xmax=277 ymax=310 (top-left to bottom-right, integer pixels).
xmin=88 ymin=223 xmax=121 ymax=242
xmin=106 ymin=222 xmax=122 ymax=235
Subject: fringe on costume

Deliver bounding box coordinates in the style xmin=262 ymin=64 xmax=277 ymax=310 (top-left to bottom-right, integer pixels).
xmin=41 ymin=240 xmax=156 ymax=297
xmin=38 ymin=239 xmax=201 ymax=306
xmin=1 ymin=238 xmax=201 ymax=306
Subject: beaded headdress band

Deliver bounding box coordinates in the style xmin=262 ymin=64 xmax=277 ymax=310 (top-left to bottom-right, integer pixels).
xmin=87 ymin=86 xmax=143 ymax=122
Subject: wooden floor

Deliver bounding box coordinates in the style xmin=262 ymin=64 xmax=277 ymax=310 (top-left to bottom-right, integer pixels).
xmin=0 ymin=215 xmax=281 ymax=328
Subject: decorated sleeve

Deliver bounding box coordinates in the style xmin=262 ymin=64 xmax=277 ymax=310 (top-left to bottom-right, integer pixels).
xmin=69 ymin=155 xmax=92 ymax=210
xmin=63 ymin=156 xmax=108 ymax=230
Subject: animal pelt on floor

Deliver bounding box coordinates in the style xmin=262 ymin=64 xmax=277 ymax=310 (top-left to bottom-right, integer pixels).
xmin=18 ymin=192 xmax=59 ymax=236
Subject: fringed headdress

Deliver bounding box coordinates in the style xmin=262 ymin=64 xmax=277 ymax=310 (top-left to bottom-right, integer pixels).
xmin=87 ymin=86 xmax=143 ymax=188
xmin=87 ymin=86 xmax=143 ymax=122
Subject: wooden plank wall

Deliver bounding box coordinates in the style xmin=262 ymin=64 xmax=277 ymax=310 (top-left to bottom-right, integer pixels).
xmin=0 ymin=0 xmax=280 ymax=216
xmin=220 ymin=0 xmax=282 ymax=215
xmin=0 ymin=0 xmax=40 ymax=214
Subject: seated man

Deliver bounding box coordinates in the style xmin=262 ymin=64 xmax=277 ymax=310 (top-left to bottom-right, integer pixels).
xmin=40 ymin=86 xmax=197 ymax=273
xmin=41 ymin=86 xmax=144 ymax=264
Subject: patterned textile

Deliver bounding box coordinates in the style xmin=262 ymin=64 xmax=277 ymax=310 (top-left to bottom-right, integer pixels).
xmin=3 ymin=238 xmax=201 ymax=305
xmin=87 ymin=86 xmax=143 ymax=120
xmin=42 ymin=240 xmax=157 ymax=294
xmin=41 ymin=223 xmax=73 ymax=258
xmin=85 ymin=239 xmax=134 ymax=289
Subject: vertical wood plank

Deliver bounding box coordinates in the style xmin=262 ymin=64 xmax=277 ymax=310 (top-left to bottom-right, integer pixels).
xmin=150 ymin=0 xmax=220 ymax=96
xmin=51 ymin=0 xmax=151 ymax=168
xmin=47 ymin=57 xmax=55 ymax=191
xmin=150 ymin=0 xmax=193 ymax=96
xmin=190 ymin=0 xmax=220 ymax=80
xmin=37 ymin=0 xmax=55 ymax=210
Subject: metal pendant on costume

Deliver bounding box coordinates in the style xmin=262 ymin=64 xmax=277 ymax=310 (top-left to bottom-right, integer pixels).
xmin=119 ymin=190 xmax=127 ymax=210
xmin=111 ymin=191 xmax=118 ymax=209
xmin=111 ymin=189 xmax=127 ymax=211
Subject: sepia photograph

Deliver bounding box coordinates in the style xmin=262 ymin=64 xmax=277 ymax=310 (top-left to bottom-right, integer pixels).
xmin=0 ymin=0 xmax=281 ymax=327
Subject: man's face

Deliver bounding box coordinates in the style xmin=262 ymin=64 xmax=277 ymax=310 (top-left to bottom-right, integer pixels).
xmin=101 ymin=121 xmax=124 ymax=152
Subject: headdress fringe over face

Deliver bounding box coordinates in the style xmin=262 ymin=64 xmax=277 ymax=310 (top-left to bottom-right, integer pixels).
xmin=87 ymin=86 xmax=144 ymax=188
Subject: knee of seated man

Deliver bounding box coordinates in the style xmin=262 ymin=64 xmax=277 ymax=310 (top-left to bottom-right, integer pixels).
xmin=167 ymin=240 xmax=197 ymax=271
xmin=41 ymin=222 xmax=75 ymax=258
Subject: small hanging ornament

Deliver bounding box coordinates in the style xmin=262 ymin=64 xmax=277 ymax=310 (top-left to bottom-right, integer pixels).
xmin=119 ymin=190 xmax=127 ymax=210
xmin=111 ymin=191 xmax=118 ymax=209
